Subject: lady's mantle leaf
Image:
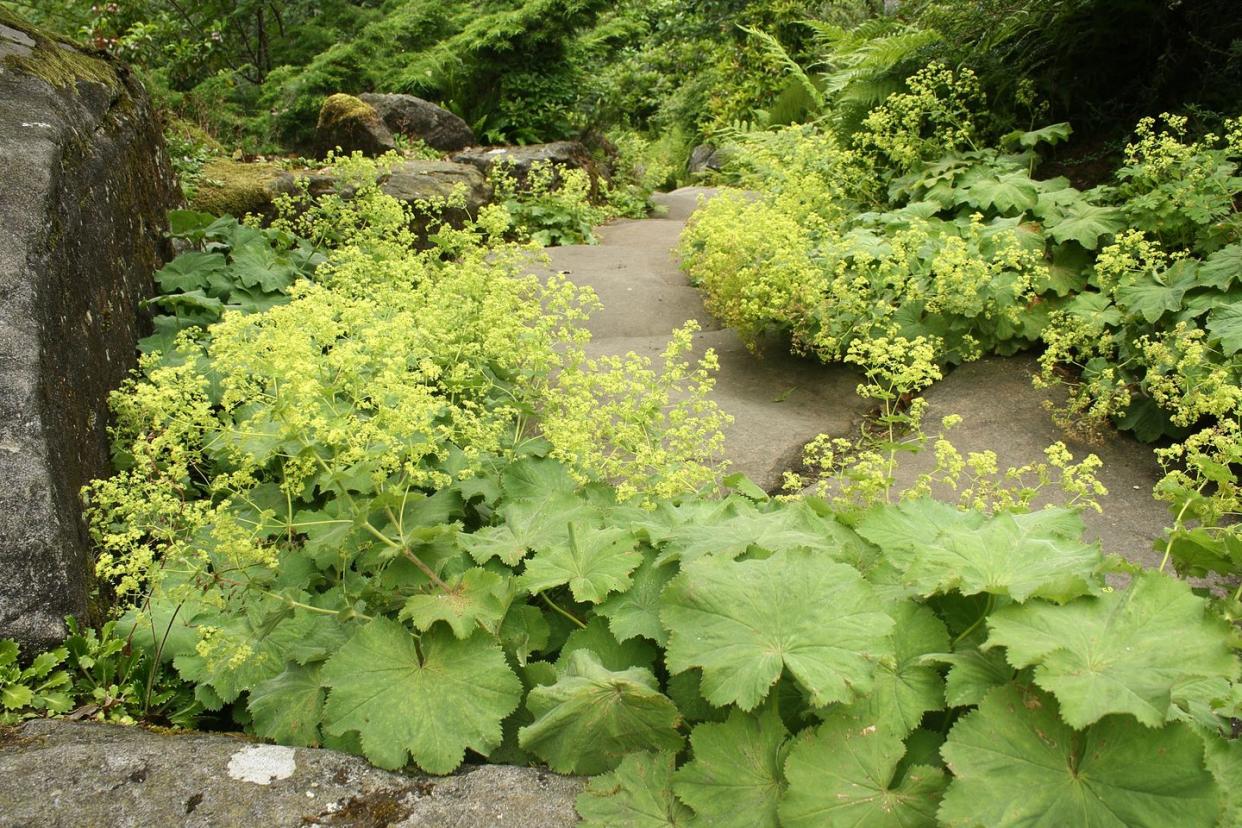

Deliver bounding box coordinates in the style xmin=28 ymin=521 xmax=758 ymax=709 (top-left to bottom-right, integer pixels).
xmin=672 ymin=706 xmax=789 ymax=828
xmin=1045 ymin=202 xmax=1126 ymax=249
xmin=779 ymin=712 xmax=947 ymax=828
xmin=399 ymin=567 xmax=512 ymax=638
xmin=321 ymin=619 xmax=520 ymax=774
xmin=460 ymin=492 xmax=594 ymax=566
xmin=985 ymin=571 xmax=1238 ymax=728
xmin=933 ymin=647 xmax=1015 ymax=708
xmin=652 ymin=499 xmax=866 ymax=566
xmin=556 ymin=617 xmax=658 ymax=673
xmin=518 ymin=650 xmax=683 ymax=775
xmin=940 ymin=684 xmax=1220 ymax=827
xmin=858 ymin=501 xmax=1102 ymax=603
xmin=1206 ymin=304 xmax=1242 ymax=355
xmin=660 ymin=549 xmax=894 ymax=710
xmin=518 ymin=523 xmax=642 ymax=603
xmin=596 ymin=553 xmax=677 ymax=645
xmin=247 ymin=663 xmax=325 ymax=747
xmin=842 ymin=602 xmax=949 ymax=736
xmin=577 ymin=751 xmax=692 ymax=828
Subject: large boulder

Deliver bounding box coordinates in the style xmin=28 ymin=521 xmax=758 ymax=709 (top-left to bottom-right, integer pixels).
xmin=315 ymin=93 xmax=395 ymax=158
xmin=0 ymin=12 xmax=179 ymax=649
xmin=0 ymin=719 xmax=584 ymax=826
xmin=359 ymin=93 xmax=475 ymax=152
xmin=452 ymin=141 xmax=597 ymax=188
xmin=188 ymin=159 xmax=490 ymax=230
xmin=304 ymin=159 xmax=490 ymax=214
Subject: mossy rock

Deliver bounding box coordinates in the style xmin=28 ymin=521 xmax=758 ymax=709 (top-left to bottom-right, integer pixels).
xmin=314 ymin=93 xmax=395 ymax=159
xmin=0 ymin=8 xmax=118 ymax=91
xmin=190 ymin=159 xmax=299 ymax=218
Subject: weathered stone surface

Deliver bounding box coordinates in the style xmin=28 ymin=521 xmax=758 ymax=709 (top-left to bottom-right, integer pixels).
xmin=687 ymin=144 xmax=723 ymax=174
xmin=0 ymin=13 xmax=179 ymax=649
xmin=315 ymin=93 xmax=395 ymax=158
xmin=0 ymin=719 xmax=584 ymax=827
xmin=453 ymin=141 xmax=596 ymax=187
xmin=359 ymin=93 xmax=475 ymax=152
xmin=303 ymin=159 xmax=492 ymax=227
xmin=190 ymin=158 xmax=491 ymax=229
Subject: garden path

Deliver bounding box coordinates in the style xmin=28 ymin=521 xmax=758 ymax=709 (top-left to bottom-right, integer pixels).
xmin=541 ymin=187 xmax=1170 ymax=568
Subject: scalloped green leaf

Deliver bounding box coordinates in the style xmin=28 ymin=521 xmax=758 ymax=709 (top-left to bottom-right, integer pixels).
xmin=780 ymin=711 xmax=947 ymax=827
xmin=596 ymin=553 xmax=677 ymax=645
xmin=660 ymin=548 xmax=894 ymax=710
xmin=321 ymin=619 xmax=520 ymax=773
xmin=247 ymin=663 xmax=325 ymax=747
xmin=933 ymin=647 xmax=1015 ymax=708
xmin=652 ymin=500 xmax=865 ymax=566
xmin=155 ymin=251 xmax=228 ymax=294
xmin=841 ymin=602 xmax=949 ymax=736
xmin=460 ymin=492 xmax=594 ymax=566
xmin=1207 ymin=304 xmax=1242 ymax=355
xmin=399 ymin=567 xmax=512 ymax=638
xmin=1116 ymin=276 xmax=1187 ymax=324
xmin=1201 ymin=244 xmax=1242 ymax=291
xmin=1046 ymin=202 xmax=1126 ymax=249
xmin=672 ymin=706 xmax=790 ymax=828
xmin=577 ymin=751 xmax=692 ymax=828
xmin=518 ymin=522 xmax=641 ymax=603
xmin=940 ymin=684 xmax=1220 ymax=827
xmin=985 ymin=571 xmax=1238 ymax=728
xmin=857 ymin=501 xmax=1102 ymax=603
xmin=518 ymin=650 xmax=683 ymax=775
xmin=963 ymin=170 xmax=1039 ymax=215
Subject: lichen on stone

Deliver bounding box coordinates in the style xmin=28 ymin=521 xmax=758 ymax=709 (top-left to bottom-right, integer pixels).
xmin=0 ymin=8 xmax=118 ymax=90
xmin=317 ymin=93 xmax=381 ymax=130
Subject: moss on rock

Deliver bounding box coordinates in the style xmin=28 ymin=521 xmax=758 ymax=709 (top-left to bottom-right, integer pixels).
xmin=317 ymin=93 xmax=381 ymax=130
xmin=190 ymin=159 xmax=297 ymax=217
xmin=314 ymin=93 xmax=394 ymax=158
xmin=0 ymin=9 xmax=118 ymax=90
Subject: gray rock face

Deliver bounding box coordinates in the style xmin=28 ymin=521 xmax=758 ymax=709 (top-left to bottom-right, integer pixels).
xmin=0 ymin=719 xmax=584 ymax=827
xmin=453 ymin=141 xmax=596 ymax=188
xmin=687 ymin=144 xmax=723 ymax=174
xmin=0 ymin=17 xmax=179 ymax=649
xmin=360 ymin=93 xmax=475 ymax=152
xmin=378 ymin=159 xmax=491 ymax=215
xmin=303 ymin=159 xmax=491 ymax=227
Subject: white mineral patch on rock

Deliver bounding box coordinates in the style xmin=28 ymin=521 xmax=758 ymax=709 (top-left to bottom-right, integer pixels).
xmin=227 ymin=745 xmax=297 ymax=785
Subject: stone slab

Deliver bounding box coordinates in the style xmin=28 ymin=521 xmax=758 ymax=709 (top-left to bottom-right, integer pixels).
xmin=888 ymin=355 xmax=1168 ymax=567
xmin=0 ymin=720 xmax=583 ymax=828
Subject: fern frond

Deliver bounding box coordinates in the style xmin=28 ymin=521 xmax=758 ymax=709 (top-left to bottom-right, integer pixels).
xmin=739 ymin=25 xmax=825 ymax=111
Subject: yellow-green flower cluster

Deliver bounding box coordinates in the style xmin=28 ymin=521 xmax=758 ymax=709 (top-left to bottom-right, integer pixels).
xmin=84 ymin=154 xmax=731 ymax=604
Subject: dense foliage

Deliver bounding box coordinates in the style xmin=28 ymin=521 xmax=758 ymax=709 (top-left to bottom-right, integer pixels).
xmin=0 ymin=166 xmax=1232 ymax=825
xmin=5 ymin=1 xmax=1242 ymax=825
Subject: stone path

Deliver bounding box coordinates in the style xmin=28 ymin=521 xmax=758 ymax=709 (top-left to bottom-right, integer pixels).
xmin=538 ymin=187 xmax=873 ymax=493
xmin=545 ymin=187 xmax=1169 ymax=566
